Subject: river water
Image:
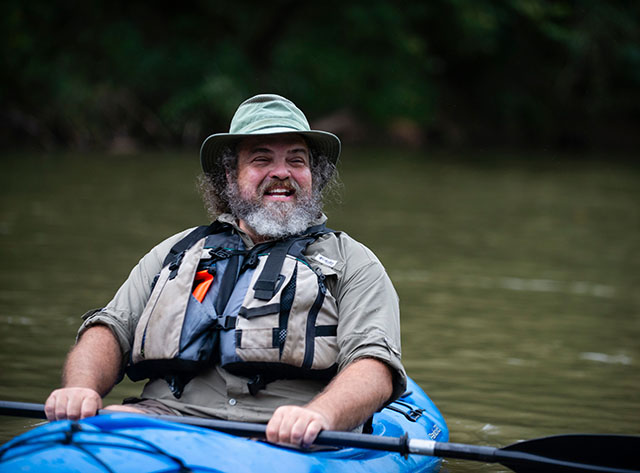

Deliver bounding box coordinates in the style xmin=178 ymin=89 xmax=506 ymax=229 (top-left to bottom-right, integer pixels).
xmin=1 ymin=149 xmax=638 ymax=471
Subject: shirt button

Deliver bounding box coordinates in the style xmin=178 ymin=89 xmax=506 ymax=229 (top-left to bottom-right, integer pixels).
xmin=228 ymin=398 xmax=237 ymax=406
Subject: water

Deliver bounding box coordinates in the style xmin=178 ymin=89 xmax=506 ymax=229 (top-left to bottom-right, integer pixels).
xmin=1 ymin=149 xmax=638 ymax=471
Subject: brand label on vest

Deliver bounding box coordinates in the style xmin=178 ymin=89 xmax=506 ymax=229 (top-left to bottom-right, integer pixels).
xmin=312 ymin=254 xmax=338 ymax=268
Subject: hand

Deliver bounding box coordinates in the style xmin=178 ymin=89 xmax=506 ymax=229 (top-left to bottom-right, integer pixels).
xmin=265 ymin=405 xmax=331 ymax=448
xmin=44 ymin=387 xmax=102 ymax=421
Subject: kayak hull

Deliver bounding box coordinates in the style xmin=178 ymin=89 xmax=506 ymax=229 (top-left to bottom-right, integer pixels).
xmin=0 ymin=378 xmax=448 ymax=473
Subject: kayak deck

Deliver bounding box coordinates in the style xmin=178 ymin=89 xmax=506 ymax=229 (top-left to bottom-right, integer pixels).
xmin=0 ymin=378 xmax=448 ymax=473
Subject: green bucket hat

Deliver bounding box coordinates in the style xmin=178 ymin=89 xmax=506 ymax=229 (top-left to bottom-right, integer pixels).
xmin=200 ymin=94 xmax=341 ymax=174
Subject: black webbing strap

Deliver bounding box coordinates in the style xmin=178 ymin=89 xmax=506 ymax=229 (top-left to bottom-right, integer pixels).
xmin=238 ymin=304 xmax=280 ymax=319
xmin=250 ymin=224 xmax=331 ymax=301
xmin=162 ymin=222 xmax=224 ymax=268
xmin=252 ymin=239 xmax=297 ymax=300
xmin=215 ymin=315 xmax=237 ymax=330
xmin=275 ymin=265 xmax=297 ymax=355
xmin=301 ymin=283 xmax=326 ymax=369
xmin=247 ymin=374 xmax=273 ymax=396
xmin=215 ymin=253 xmax=239 ymax=315
xmin=315 ymin=325 xmax=337 ymax=337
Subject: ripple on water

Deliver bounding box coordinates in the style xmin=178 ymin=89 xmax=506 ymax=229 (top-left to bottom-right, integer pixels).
xmin=580 ymin=352 xmax=633 ymax=365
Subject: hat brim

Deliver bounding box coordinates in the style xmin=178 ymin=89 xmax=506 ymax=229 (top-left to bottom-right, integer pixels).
xmin=200 ymin=129 xmax=341 ymax=174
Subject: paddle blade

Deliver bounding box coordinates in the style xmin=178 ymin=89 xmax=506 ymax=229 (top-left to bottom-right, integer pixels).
xmin=501 ymin=434 xmax=640 ymax=472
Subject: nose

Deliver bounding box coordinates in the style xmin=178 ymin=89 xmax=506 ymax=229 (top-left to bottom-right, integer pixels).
xmin=268 ymin=157 xmax=291 ymax=180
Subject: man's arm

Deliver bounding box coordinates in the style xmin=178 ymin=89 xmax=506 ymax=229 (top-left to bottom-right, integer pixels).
xmin=44 ymin=325 xmax=122 ymax=421
xmin=265 ymin=357 xmax=393 ymax=447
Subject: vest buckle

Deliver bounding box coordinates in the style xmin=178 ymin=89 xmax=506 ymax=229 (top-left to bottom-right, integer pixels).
xmin=209 ymin=247 xmax=233 ymax=261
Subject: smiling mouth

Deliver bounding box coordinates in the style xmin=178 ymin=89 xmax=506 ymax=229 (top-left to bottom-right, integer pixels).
xmin=264 ymin=186 xmax=295 ymax=198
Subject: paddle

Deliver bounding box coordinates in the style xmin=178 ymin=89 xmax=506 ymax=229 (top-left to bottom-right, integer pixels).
xmin=1 ymin=400 xmax=638 ymax=473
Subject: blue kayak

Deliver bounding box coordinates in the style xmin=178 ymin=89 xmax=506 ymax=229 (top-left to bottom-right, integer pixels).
xmin=0 ymin=378 xmax=448 ymax=473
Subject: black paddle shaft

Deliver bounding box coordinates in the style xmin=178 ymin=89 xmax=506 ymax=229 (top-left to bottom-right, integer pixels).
xmin=0 ymin=401 xmax=47 ymax=420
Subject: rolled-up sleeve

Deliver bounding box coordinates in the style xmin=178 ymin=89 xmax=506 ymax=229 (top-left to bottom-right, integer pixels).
xmin=77 ymin=228 xmax=195 ymax=366
xmin=332 ymin=238 xmax=407 ymax=402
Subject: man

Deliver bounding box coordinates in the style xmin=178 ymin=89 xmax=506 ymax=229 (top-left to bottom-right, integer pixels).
xmin=45 ymin=94 xmax=406 ymax=448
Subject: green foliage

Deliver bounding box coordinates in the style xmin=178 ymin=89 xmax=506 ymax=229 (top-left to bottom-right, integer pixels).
xmin=1 ymin=0 xmax=638 ymax=150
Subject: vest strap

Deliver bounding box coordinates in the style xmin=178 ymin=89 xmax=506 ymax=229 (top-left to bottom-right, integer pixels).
xmin=252 ymin=240 xmax=296 ymax=300
xmin=163 ymin=222 xmax=223 ymax=267
xmin=247 ymin=374 xmax=268 ymax=396
xmin=238 ymin=303 xmax=281 ymax=319
xmin=215 ymin=253 xmax=239 ymax=315
xmin=216 ymin=315 xmax=236 ymax=330
xmin=315 ymin=325 xmax=338 ymax=337
xmin=302 ymin=284 xmax=327 ymax=369
xmin=246 ymin=373 xmax=284 ymax=396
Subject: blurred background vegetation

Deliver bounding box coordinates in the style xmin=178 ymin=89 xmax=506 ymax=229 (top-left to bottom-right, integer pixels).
xmin=2 ymin=0 xmax=639 ymax=153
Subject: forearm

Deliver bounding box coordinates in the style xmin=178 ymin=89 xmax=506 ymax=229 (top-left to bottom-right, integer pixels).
xmin=62 ymin=324 xmax=123 ymax=395
xmin=306 ymin=357 xmax=393 ymax=430
xmin=45 ymin=324 xmax=123 ymax=420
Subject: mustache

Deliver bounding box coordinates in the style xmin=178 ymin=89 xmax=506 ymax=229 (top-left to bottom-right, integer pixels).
xmin=259 ymin=178 xmax=301 ymax=194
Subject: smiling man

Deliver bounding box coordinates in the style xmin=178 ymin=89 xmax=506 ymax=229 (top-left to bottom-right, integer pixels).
xmin=45 ymin=94 xmax=407 ymax=448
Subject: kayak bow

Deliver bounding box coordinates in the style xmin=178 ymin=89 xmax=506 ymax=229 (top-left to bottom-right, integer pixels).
xmin=0 ymin=377 xmax=448 ymax=473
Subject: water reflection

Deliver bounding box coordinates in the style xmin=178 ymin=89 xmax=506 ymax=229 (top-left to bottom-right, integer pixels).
xmin=1 ymin=151 xmax=638 ymax=472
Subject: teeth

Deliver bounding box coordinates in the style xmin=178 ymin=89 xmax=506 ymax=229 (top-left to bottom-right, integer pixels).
xmin=267 ymin=189 xmax=291 ymax=195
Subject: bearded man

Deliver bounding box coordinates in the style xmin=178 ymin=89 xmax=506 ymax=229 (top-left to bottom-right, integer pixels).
xmin=45 ymin=94 xmax=406 ymax=448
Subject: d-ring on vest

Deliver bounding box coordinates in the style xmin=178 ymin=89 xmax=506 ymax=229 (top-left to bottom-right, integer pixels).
xmin=126 ymin=222 xmax=340 ymax=397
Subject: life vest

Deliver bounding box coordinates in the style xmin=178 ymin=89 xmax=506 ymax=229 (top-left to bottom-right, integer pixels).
xmin=126 ymin=221 xmax=340 ymax=396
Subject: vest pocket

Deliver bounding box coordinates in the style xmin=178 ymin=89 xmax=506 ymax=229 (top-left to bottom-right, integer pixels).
xmin=235 ymin=299 xmax=281 ymax=362
xmin=179 ymin=293 xmax=220 ymax=362
xmin=235 ymin=255 xmax=339 ymax=370
xmin=235 ymin=328 xmax=280 ymax=362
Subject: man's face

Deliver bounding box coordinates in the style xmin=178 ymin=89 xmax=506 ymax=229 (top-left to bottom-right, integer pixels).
xmin=235 ymin=134 xmax=313 ymax=205
xmin=228 ymin=134 xmax=320 ymax=240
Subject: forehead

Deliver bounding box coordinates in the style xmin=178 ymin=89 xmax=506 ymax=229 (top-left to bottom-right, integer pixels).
xmin=236 ymin=134 xmax=309 ymax=153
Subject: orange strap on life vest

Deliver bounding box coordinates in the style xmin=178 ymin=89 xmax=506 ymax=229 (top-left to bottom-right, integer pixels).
xmin=192 ymin=270 xmax=214 ymax=303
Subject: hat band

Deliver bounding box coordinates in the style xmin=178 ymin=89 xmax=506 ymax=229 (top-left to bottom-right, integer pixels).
xmin=232 ymin=117 xmax=310 ymax=135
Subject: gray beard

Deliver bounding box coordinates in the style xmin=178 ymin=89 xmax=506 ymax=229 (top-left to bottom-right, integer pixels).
xmin=226 ymin=179 xmax=322 ymax=240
